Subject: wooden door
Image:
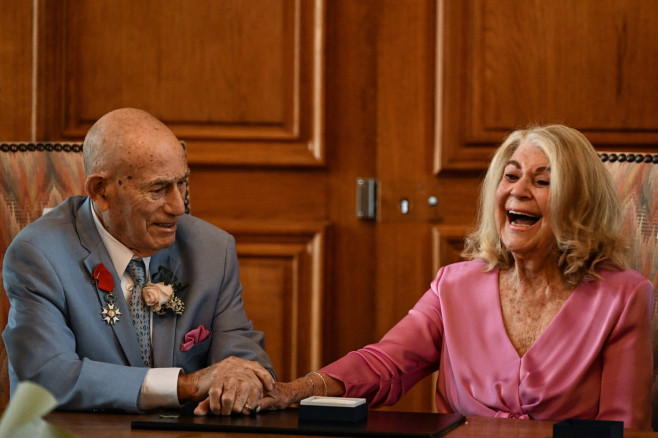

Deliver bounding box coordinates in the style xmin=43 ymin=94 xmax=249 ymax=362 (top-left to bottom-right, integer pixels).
xmin=370 ymin=0 xmax=482 ymax=412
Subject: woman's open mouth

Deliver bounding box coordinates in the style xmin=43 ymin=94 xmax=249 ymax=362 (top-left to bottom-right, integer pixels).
xmin=507 ymin=210 xmax=540 ymax=227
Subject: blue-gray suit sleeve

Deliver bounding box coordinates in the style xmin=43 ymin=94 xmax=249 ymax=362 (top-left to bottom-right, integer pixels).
xmin=2 ymin=240 xmax=148 ymax=413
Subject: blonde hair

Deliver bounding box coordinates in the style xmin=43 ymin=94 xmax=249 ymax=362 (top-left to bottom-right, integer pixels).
xmin=463 ymin=124 xmax=630 ymax=286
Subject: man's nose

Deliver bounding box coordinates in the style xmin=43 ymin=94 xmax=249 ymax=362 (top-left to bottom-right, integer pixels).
xmin=164 ymin=185 xmax=186 ymax=216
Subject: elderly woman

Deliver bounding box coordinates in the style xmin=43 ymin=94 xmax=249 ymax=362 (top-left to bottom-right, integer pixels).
xmin=257 ymin=125 xmax=653 ymax=430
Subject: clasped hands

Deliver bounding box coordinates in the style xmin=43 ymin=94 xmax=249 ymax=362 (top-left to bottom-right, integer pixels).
xmin=177 ymin=356 xmax=320 ymax=416
xmin=177 ymin=356 xmax=275 ymax=416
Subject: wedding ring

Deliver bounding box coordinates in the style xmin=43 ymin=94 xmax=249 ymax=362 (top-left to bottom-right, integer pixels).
xmin=243 ymin=403 xmax=260 ymax=415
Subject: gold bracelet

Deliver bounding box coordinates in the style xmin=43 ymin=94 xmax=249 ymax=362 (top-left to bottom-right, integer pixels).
xmin=304 ymin=373 xmax=318 ymax=396
xmin=305 ymin=372 xmax=328 ymax=397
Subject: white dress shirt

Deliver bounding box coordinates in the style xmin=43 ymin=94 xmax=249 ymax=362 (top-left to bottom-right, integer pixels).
xmin=90 ymin=202 xmax=182 ymax=410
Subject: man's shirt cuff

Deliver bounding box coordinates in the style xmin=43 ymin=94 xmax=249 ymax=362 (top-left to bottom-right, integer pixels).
xmin=138 ymin=367 xmax=183 ymax=410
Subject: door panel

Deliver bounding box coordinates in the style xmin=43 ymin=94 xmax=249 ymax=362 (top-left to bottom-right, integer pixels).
xmin=0 ymin=2 xmax=32 ymax=139
xmin=42 ymin=0 xmax=325 ymax=169
xmin=216 ymin=220 xmax=327 ymax=382
xmin=439 ymin=0 xmax=658 ymax=173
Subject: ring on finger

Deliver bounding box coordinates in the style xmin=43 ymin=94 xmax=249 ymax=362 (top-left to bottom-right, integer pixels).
xmin=243 ymin=403 xmax=260 ymax=415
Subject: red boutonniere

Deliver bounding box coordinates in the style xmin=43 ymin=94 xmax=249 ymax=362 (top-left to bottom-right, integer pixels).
xmin=94 ymin=263 xmax=121 ymax=325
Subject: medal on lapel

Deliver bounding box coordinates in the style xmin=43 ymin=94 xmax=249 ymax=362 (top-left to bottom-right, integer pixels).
xmin=101 ymin=296 xmax=121 ymax=325
xmin=94 ymin=263 xmax=121 ymax=324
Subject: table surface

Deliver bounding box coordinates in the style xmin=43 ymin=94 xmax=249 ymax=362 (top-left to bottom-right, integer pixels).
xmin=43 ymin=411 xmax=658 ymax=438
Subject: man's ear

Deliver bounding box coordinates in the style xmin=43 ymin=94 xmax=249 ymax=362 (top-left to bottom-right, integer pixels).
xmin=85 ymin=174 xmax=110 ymax=211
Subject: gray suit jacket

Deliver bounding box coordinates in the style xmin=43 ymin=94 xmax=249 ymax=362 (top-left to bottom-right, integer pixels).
xmin=2 ymin=196 xmax=274 ymax=412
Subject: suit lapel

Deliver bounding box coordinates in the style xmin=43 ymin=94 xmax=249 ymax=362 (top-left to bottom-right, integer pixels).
xmin=150 ymin=248 xmax=180 ymax=367
xmin=77 ymin=198 xmax=144 ymax=367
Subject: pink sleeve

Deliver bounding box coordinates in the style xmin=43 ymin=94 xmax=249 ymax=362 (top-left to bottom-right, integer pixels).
xmin=320 ymin=270 xmax=445 ymax=407
xmin=597 ymin=278 xmax=653 ymax=430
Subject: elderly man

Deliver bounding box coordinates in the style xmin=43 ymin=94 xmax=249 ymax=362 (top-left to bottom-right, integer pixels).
xmin=2 ymin=108 xmax=274 ymax=415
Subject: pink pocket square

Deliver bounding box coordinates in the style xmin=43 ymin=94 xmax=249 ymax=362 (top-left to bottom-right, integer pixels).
xmin=180 ymin=325 xmax=211 ymax=352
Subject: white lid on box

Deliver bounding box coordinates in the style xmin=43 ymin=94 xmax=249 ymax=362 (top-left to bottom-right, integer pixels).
xmin=300 ymin=396 xmax=366 ymax=407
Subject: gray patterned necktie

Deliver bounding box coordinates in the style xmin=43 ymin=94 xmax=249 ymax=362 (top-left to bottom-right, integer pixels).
xmin=127 ymin=259 xmax=152 ymax=367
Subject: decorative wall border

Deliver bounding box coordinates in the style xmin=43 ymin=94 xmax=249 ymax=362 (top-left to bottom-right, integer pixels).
xmin=598 ymin=152 xmax=658 ymax=164
xmin=0 ymin=142 xmax=191 ymax=214
xmin=0 ymin=142 xmax=82 ymax=152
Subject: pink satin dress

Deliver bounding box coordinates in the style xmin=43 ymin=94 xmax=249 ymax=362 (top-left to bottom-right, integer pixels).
xmin=321 ymin=260 xmax=654 ymax=430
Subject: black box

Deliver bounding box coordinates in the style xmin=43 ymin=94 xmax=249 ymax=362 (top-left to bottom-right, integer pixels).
xmin=298 ymin=396 xmax=368 ymax=422
xmin=553 ymin=418 xmax=623 ymax=438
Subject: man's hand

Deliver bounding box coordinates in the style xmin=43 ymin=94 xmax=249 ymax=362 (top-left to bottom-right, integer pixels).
xmin=177 ymin=356 xmax=274 ymax=416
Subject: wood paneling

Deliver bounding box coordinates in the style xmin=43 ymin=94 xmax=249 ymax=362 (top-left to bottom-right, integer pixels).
xmin=0 ymin=0 xmax=35 ymax=398
xmin=188 ymin=169 xmax=327 ymax=222
xmin=437 ymin=0 xmax=658 ymax=173
xmin=432 ymin=225 xmax=469 ymax=274
xmin=209 ymin=221 xmax=326 ymax=382
xmin=473 ymin=0 xmax=658 ymax=135
xmin=0 ymin=1 xmax=32 ymax=140
xmin=319 ymin=0 xmax=379 ymax=363
xmin=372 ymin=0 xmax=438 ymax=413
xmin=40 ymin=0 xmax=324 ymax=166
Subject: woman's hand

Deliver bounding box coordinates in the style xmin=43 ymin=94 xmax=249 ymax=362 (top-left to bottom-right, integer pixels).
xmin=260 ymin=373 xmax=347 ymax=411
xmin=259 ymin=379 xmax=311 ymax=411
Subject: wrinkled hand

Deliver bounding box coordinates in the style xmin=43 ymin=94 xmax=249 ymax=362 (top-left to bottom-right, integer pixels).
xmin=259 ymin=379 xmax=311 ymax=411
xmin=178 ymin=356 xmax=274 ymax=416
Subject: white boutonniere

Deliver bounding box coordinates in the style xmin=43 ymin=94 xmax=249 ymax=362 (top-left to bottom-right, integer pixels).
xmin=142 ymin=282 xmax=174 ymax=311
xmin=147 ymin=266 xmax=187 ymax=316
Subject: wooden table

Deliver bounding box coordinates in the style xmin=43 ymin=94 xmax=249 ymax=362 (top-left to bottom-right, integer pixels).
xmin=44 ymin=411 xmax=658 ymax=437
